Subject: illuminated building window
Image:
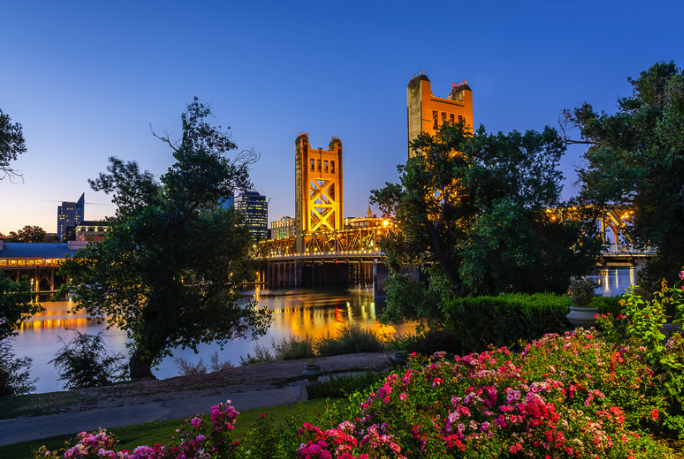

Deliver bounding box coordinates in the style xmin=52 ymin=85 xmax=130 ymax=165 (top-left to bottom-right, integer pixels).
xmin=432 ymin=110 xmax=438 ymax=129
xmin=458 ymin=115 xmax=463 ymax=124
xmin=449 ymin=114 xmax=455 ymax=124
xmin=441 ymin=112 xmax=447 ymax=123
xmin=310 ymin=159 xmax=315 ymax=171
xmin=317 ymin=160 xmax=321 ymax=172
xmin=324 ymin=160 xmax=328 ymax=173
xmin=330 ymin=161 xmax=335 ymax=173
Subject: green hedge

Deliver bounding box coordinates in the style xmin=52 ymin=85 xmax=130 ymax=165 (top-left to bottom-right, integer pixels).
xmin=441 ymin=293 xmax=574 ymax=353
xmin=589 ymin=295 xmax=623 ymax=315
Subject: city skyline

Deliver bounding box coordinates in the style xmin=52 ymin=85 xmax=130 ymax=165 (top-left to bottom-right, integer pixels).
xmin=2 ymin=1 xmax=684 ymax=234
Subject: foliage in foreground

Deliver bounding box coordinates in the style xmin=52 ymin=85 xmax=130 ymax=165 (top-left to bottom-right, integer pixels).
xmin=0 ymin=339 xmax=35 ymax=397
xmin=50 ymin=331 xmax=128 ymax=390
xmin=35 ymin=330 xmax=681 ymax=458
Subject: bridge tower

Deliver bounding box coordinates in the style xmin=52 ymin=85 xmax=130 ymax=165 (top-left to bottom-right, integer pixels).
xmin=295 ymin=133 xmax=344 ymax=253
xmin=407 ymin=71 xmax=473 ymax=158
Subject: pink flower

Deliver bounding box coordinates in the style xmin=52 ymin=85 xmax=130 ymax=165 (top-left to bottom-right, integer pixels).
xmin=191 ymin=416 xmax=202 ymax=427
xmin=400 ymin=393 xmax=407 ymax=401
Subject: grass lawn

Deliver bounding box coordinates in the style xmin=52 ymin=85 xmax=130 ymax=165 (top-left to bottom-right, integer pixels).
xmin=0 ymin=398 xmax=336 ymax=459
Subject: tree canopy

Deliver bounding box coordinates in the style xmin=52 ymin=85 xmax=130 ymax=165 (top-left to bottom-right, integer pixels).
xmin=370 ymin=123 xmax=602 ymax=324
xmin=0 ymin=109 xmax=26 ymax=183
xmin=60 ymin=99 xmax=270 ymax=379
xmin=565 ymin=61 xmax=684 ymax=286
xmin=4 ymin=225 xmax=47 ymax=243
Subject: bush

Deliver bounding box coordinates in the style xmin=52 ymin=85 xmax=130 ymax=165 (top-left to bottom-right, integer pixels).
xmin=273 ymin=334 xmax=316 ymax=360
xmin=308 ymin=370 xmax=387 ymax=400
xmin=37 ymin=330 xmax=683 ymax=458
xmin=316 ymin=323 xmax=386 ymax=357
xmin=441 ymin=292 xmax=573 ymax=353
xmin=409 ymin=329 xmax=462 ymax=357
xmin=568 ymin=275 xmax=599 ymax=307
xmin=175 ymin=352 xmax=233 ymax=376
xmin=590 ymin=295 xmax=623 ymax=315
xmin=0 ymin=339 xmax=35 ymax=397
xmin=50 ymin=331 xmax=128 ymax=389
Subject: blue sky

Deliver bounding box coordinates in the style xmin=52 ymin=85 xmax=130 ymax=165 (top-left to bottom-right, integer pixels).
xmin=1 ymin=0 xmax=683 ymax=234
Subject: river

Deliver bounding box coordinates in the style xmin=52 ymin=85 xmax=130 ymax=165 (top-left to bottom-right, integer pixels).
xmin=11 ymin=286 xmax=416 ymax=394
xmin=8 ymin=267 xmax=634 ymax=394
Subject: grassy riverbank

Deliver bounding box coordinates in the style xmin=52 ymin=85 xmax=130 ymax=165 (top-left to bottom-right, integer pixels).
xmin=0 ymin=399 xmax=333 ymax=459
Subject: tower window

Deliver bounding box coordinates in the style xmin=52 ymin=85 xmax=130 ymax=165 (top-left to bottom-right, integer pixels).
xmin=449 ymin=114 xmax=455 ymax=124
xmin=310 ymin=159 xmax=315 ymax=171
xmin=331 ymin=161 xmax=335 ymax=173
xmin=324 ymin=160 xmax=329 ymax=173
xmin=432 ymin=110 xmax=438 ymax=129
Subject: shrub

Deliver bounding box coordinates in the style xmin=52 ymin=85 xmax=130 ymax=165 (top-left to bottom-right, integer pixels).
xmin=0 ymin=339 xmax=35 ymax=397
xmin=568 ymin=275 xmax=599 ymax=307
xmin=316 ymin=323 xmax=386 ymax=357
xmin=308 ymin=370 xmax=387 ymax=400
xmin=590 ymin=295 xmax=623 ymax=315
xmin=175 ymin=352 xmax=233 ymax=376
xmin=410 ymin=329 xmax=462 ymax=357
xmin=441 ymin=293 xmax=573 ymax=353
xmin=273 ymin=334 xmax=316 ymax=360
xmin=240 ymin=343 xmax=275 ymax=365
xmin=50 ymin=331 xmax=128 ymax=389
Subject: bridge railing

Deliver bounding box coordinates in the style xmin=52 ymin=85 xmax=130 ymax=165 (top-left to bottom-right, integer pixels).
xmin=601 ymin=245 xmax=657 ymax=256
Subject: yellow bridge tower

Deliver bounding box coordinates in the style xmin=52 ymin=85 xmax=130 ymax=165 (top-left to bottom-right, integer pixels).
xmin=295 ymin=133 xmax=344 ymax=253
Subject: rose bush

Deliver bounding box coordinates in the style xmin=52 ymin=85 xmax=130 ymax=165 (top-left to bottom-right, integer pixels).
xmin=36 ymin=331 xmax=681 ymax=457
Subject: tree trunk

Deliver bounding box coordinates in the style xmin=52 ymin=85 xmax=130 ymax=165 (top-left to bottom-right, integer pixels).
xmin=129 ymin=349 xmax=156 ymax=380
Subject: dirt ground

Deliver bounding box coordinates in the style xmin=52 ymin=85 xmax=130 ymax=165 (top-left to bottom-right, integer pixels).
xmin=64 ymin=352 xmax=392 ymax=413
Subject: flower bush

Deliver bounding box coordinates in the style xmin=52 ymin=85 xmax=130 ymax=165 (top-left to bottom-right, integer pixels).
xmin=294 ymin=330 xmax=669 ymax=458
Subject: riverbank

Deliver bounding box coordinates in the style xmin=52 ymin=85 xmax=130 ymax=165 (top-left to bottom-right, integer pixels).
xmin=0 ymin=352 xmax=392 ymax=420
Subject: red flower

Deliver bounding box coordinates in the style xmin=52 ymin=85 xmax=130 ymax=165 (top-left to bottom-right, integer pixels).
xmin=651 ymin=409 xmax=659 ymax=420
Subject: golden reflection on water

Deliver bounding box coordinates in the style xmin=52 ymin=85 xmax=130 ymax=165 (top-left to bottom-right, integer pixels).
xmin=19 ymin=288 xmax=410 ymax=339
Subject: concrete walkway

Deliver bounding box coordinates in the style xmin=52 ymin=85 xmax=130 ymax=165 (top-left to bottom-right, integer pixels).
xmin=0 ymin=384 xmax=307 ymax=447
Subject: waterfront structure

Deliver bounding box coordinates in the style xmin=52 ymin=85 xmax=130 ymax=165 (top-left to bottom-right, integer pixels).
xmin=57 ymin=193 xmax=85 ymax=242
xmin=406 ymin=71 xmax=473 ymax=158
xmin=0 ymin=240 xmax=84 ymax=293
xmin=234 ymin=191 xmax=268 ymax=241
xmin=295 ymin=133 xmax=344 ymax=253
xmin=271 ymin=216 xmax=296 ymax=240
xmin=75 ymin=220 xmax=109 ymax=241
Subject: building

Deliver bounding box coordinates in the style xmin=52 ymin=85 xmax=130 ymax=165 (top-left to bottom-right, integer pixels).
xmin=406 ymin=71 xmax=473 ymax=158
xmin=234 ymin=191 xmax=268 ymax=241
xmin=75 ymin=220 xmax=109 ymax=242
xmin=271 ymin=216 xmax=296 ymax=240
xmin=57 ymin=193 xmax=85 ymax=242
xmin=294 ymin=133 xmax=344 ymax=252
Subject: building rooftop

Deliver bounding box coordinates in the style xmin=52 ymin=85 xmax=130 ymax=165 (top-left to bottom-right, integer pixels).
xmin=0 ymin=242 xmax=74 ymax=259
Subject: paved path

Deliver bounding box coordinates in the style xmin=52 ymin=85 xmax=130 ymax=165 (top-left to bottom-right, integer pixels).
xmin=0 ymin=384 xmax=306 ymax=447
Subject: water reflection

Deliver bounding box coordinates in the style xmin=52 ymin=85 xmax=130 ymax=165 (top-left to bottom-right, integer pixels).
xmin=589 ymin=267 xmax=636 ymax=297
xmin=11 ymin=287 xmax=413 ymax=394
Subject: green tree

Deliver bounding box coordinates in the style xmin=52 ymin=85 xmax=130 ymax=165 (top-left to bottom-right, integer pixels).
xmin=7 ymin=225 xmax=47 ymax=243
xmin=0 ymin=109 xmax=26 ymax=182
xmin=59 ymin=99 xmax=271 ymax=379
xmin=564 ymin=61 xmax=684 ymax=287
xmin=0 ymin=276 xmax=43 ymax=341
xmin=0 ymin=276 xmax=42 ymax=397
xmin=370 ymin=123 xmax=601 ymax=322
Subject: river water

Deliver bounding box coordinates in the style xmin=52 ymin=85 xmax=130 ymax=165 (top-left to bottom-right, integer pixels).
xmin=11 ymin=286 xmax=416 ymax=394
xmin=9 ymin=267 xmax=634 ymax=394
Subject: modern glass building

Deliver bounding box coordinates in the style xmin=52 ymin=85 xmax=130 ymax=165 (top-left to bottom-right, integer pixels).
xmin=57 ymin=193 xmax=85 ymax=242
xmin=234 ymin=191 xmax=268 ymax=241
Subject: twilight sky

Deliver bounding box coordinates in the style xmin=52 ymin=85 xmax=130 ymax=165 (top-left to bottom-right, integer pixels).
xmin=1 ymin=0 xmax=682 ymax=234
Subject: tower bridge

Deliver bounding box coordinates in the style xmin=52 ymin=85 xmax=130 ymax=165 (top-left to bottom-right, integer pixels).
xmin=256 ymin=73 xmax=656 ymax=290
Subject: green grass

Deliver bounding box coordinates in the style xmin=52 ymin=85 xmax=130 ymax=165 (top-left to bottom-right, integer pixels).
xmin=0 ymin=398 xmax=336 ymax=459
